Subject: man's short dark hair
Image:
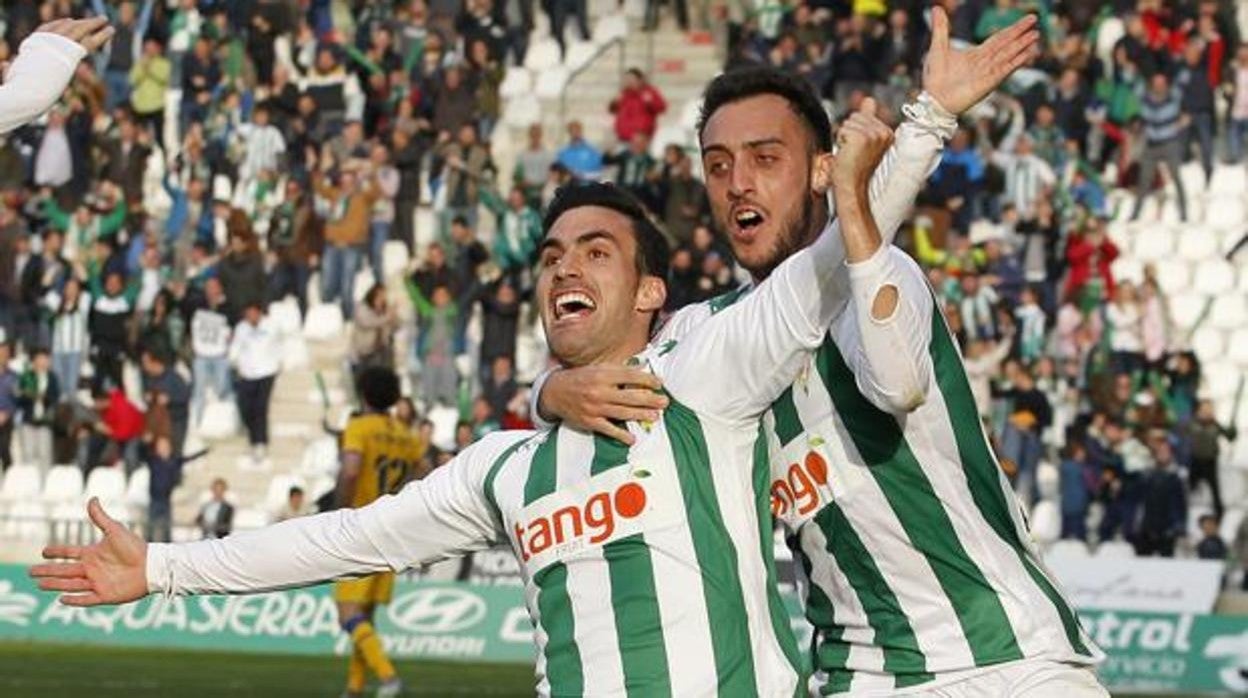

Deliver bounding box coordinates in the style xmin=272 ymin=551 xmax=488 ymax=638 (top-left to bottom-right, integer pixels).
xmin=289 ymin=486 xmax=304 ymax=498
xmin=697 ymin=65 xmax=832 ymax=153
xmin=451 ymin=215 xmax=469 ymax=228
xmin=542 ymin=182 xmax=669 ymax=282
xmin=357 ymin=366 xmax=401 ymax=412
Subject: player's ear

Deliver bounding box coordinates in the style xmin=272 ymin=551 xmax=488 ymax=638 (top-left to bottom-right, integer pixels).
xmin=635 ymin=275 xmax=666 ymax=315
xmin=811 ymin=152 xmax=835 ymax=195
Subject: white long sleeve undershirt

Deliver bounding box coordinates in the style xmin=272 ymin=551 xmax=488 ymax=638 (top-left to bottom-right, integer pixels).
xmin=0 ymin=32 xmax=86 ymax=135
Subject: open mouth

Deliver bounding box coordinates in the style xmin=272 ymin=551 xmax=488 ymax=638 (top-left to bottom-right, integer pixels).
xmin=552 ymin=290 xmax=597 ymax=322
xmin=731 ymin=206 xmax=766 ymax=236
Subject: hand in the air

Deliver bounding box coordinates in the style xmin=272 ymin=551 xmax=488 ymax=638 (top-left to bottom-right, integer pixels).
xmin=823 ymin=97 xmax=894 ymax=194
xmin=36 ymin=16 xmax=115 ymax=53
xmin=540 ymin=366 xmax=669 ymax=445
xmin=29 ymin=497 xmax=149 ymax=607
xmin=923 ymin=6 xmax=1040 ymax=115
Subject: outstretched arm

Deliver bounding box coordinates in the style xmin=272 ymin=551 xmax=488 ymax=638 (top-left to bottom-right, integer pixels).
xmin=30 ymin=434 xmax=524 ymax=603
xmin=0 ymin=18 xmax=113 ymax=135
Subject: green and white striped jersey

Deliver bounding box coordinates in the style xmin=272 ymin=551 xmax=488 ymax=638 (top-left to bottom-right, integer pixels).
xmin=148 ymin=213 xmax=861 ymax=697
xmin=664 ymin=254 xmax=1102 ymax=695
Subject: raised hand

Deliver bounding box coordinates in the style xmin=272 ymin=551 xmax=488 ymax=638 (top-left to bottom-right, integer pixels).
xmin=539 ymin=366 xmax=669 ymax=445
xmin=29 ymin=497 xmax=148 ymax=607
xmin=36 ymin=16 xmax=116 ymax=53
xmin=923 ymin=6 xmax=1040 ymax=115
xmin=828 ymin=97 xmax=895 ymax=193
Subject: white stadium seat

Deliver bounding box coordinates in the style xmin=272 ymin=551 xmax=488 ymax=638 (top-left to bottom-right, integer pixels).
xmin=534 ymin=66 xmax=570 ymax=99
xmin=593 ymin=14 xmax=628 ymax=43
xmin=523 ymin=39 xmax=561 ymax=72
xmin=1029 ymin=500 xmax=1060 ymax=546
xmin=2 ymin=464 xmax=43 ymax=503
xmin=233 ymin=507 xmax=270 ymax=530
xmin=1095 ymin=540 xmax=1136 ymax=559
xmin=1193 ymin=261 xmax=1236 ymax=295
xmin=84 ymin=466 xmax=126 ymax=504
xmin=680 ymin=98 xmax=703 ymax=132
xmin=281 ymin=336 xmax=310 ymax=371
xmin=267 ymin=298 xmax=302 ymax=336
xmin=264 ymin=474 xmax=305 ymax=515
xmin=125 ymin=467 xmax=150 ymax=508
xmin=1228 ymin=329 xmax=1248 ymax=365
xmin=1047 ymin=539 xmax=1090 ymax=559
xmin=502 ymin=93 xmax=541 ymax=129
xmin=300 ymin=436 xmax=340 ymax=479
xmin=1150 ymin=258 xmax=1189 ymax=294
xmin=1206 ymin=193 xmax=1246 ymax=228
xmin=1131 ymin=229 xmax=1173 ymax=262
xmin=382 ymin=241 xmax=409 ymax=281
xmin=198 ymin=399 xmax=240 ymax=439
xmin=498 ymin=67 xmax=532 ymax=99
xmin=1109 ymin=258 xmax=1142 ymax=285
xmin=1169 ymin=293 xmax=1207 ymax=330
xmin=4 ymin=500 xmax=47 ymax=543
xmin=1178 ymin=230 xmax=1219 ymax=262
xmin=428 ymin=405 xmax=459 ymax=452
xmin=49 ymin=501 xmax=85 ymax=542
xmin=1210 ymin=295 xmax=1247 ymax=330
xmin=303 ymin=302 xmax=345 ymax=340
xmin=1191 ymin=327 xmax=1225 ymax=359
xmin=40 ymin=465 xmax=83 ymax=505
xmin=564 ymin=41 xmax=598 ymax=72
xmin=1203 ymin=362 xmax=1240 ymax=400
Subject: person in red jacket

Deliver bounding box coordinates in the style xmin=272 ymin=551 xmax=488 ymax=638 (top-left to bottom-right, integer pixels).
xmin=1064 ymin=216 xmax=1119 ymax=303
xmin=609 ymin=68 xmax=667 ymax=142
xmin=82 ymin=386 xmax=145 ymax=476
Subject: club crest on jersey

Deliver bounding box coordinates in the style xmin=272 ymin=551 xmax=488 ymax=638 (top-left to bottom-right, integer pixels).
xmin=512 ymin=464 xmax=679 ymax=574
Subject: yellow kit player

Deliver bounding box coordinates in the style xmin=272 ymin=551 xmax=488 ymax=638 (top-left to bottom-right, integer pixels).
xmin=334 ymin=367 xmax=426 ymax=698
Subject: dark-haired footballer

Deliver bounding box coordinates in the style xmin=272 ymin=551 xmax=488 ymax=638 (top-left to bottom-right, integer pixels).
xmin=32 ymin=112 xmax=898 ymax=695
xmin=331 ymin=366 xmax=427 ymax=697
xmin=534 ymin=10 xmax=1108 ymax=697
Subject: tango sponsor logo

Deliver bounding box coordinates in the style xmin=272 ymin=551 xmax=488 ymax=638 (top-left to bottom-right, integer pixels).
xmin=514 ymin=482 xmax=648 ymax=562
xmin=771 ymin=451 xmax=829 ymax=518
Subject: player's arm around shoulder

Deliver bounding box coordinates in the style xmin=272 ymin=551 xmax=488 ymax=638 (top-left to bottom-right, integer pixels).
xmin=838 ymin=246 xmax=935 ymax=415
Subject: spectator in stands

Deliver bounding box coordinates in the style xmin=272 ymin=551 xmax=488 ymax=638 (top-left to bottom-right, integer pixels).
xmin=1195 ymin=514 xmax=1228 ymax=562
xmin=129 ymin=37 xmax=170 ymax=144
xmin=483 ymin=186 xmax=542 ymax=283
xmin=267 ymin=178 xmax=318 ymax=318
xmin=514 ymin=124 xmax=554 ymax=207
xmin=660 ymin=150 xmax=707 ymax=246
xmin=187 ymin=277 xmax=232 ymax=430
xmin=1063 ymin=216 xmax=1118 ymax=302
xmin=275 ymin=485 xmax=311 ymax=522
xmin=1106 ymin=282 xmax=1145 ymax=375
xmin=84 ymin=386 xmax=144 ymax=476
xmin=16 ymin=348 xmax=58 ymax=470
xmin=96 ymin=0 xmax=155 ymax=111
xmin=1185 ymin=400 xmax=1237 ymax=520
xmin=1177 ymin=40 xmax=1216 ymax=187
xmin=350 ymin=284 xmax=399 ymax=375
xmin=140 ymin=349 xmax=190 ymax=460
xmin=390 ymin=128 xmax=428 ymax=252
xmin=87 ymin=271 xmax=131 ymax=392
xmin=195 ymin=477 xmax=234 ymax=539
xmin=48 ymin=276 xmax=90 ymax=401
xmin=556 ymin=120 xmax=604 ymax=180
xmin=216 ymin=213 xmax=267 ymax=324
xmin=476 ymin=280 xmax=521 ymax=380
xmin=1134 ymin=436 xmax=1187 ymax=557
xmin=605 ymin=132 xmax=659 ymax=209
xmin=236 ymin=105 xmax=287 ymax=186
xmin=482 ymin=355 xmax=517 ymax=421
xmin=410 ymin=284 xmax=459 ymax=407
xmin=1228 ymin=45 xmax=1248 ymax=164
xmin=367 ymin=143 xmax=400 ymax=284
xmin=1130 ymin=72 xmax=1189 ymax=222
xmin=430 ymin=65 xmax=477 ymax=136
xmin=435 ymin=124 xmax=491 ymax=240
xmin=998 ymin=362 xmax=1052 ymax=506
xmin=316 ymin=164 xmax=381 ymax=321
xmin=609 ymin=69 xmax=667 ymax=143
xmin=229 ymin=302 xmax=281 ymax=464
xmin=1059 ymin=441 xmax=1093 ymax=541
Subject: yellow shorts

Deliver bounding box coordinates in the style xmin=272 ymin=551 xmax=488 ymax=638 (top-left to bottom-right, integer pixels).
xmin=332 ymin=573 xmax=395 ymax=605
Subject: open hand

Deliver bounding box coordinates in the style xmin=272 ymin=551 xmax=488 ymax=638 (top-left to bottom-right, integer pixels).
xmin=37 ymin=17 xmax=115 ymax=53
xmin=539 ymin=366 xmax=669 ymax=445
xmin=923 ymin=6 xmax=1040 ymax=115
xmin=29 ymin=498 xmax=148 ymax=607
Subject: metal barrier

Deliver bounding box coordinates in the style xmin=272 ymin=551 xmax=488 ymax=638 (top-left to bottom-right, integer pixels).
xmin=559 ymin=36 xmax=629 ymax=127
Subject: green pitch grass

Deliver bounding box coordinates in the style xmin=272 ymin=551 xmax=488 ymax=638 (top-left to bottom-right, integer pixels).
xmin=0 ymin=642 xmax=1198 ymax=697
xmin=0 ymin=642 xmax=534 ymax=697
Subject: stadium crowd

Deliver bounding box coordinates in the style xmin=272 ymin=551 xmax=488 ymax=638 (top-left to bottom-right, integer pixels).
xmin=0 ymin=0 xmax=1245 ymax=589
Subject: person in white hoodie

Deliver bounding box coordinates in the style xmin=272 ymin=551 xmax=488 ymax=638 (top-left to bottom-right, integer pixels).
xmin=0 ymin=17 xmax=114 ymax=135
